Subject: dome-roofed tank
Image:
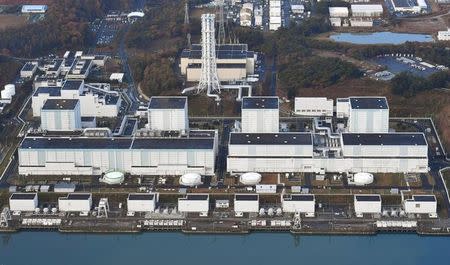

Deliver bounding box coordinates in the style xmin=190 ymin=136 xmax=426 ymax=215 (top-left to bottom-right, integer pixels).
xmin=239 ymin=172 xmax=262 ymax=185
xmin=353 ymin=172 xmax=374 ymax=185
xmin=180 ymin=173 xmax=202 ymax=187
xmin=101 ymin=171 xmax=125 ymax=185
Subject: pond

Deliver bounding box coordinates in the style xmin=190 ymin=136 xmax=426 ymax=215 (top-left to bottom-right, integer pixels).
xmin=330 ymin=32 xmax=434 ymax=45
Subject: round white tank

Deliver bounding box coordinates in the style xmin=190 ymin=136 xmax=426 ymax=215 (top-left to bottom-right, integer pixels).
xmin=259 ymin=208 xmax=265 ymax=216
xmin=276 ymin=208 xmax=282 ymax=216
xmin=353 ymin=173 xmax=374 ymax=185
xmin=5 ymin=84 xmax=15 ymax=96
xmin=239 ymin=172 xmax=262 ymax=185
xmin=101 ymin=171 xmax=125 ymax=185
xmin=180 ymin=173 xmax=202 ymax=187
xmin=267 ymin=208 xmax=274 ymax=216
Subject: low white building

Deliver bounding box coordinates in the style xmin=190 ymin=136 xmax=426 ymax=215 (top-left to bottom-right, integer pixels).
xmin=127 ymin=193 xmax=157 ymax=213
xmin=291 ymin=4 xmax=305 ymax=14
xmin=354 ymin=194 xmax=382 ymax=214
xmin=351 ymin=4 xmax=383 ymax=17
xmin=403 ymin=195 xmax=437 ymax=214
xmin=148 ymin=96 xmax=188 ymax=132
xmin=240 ymin=3 xmax=253 ymax=27
xmin=9 ymin=193 xmax=38 ymax=212
xmin=282 ymin=194 xmax=315 ymax=214
xmin=178 ymin=194 xmax=209 ymax=215
xmin=20 ymin=62 xmax=38 ymax=78
xmin=437 ymin=29 xmax=450 ymax=41
xmin=234 ymin=194 xmax=259 ymax=214
xmin=40 ymin=99 xmax=82 ymax=131
xmin=295 ymin=97 xmax=333 ymax=117
xmin=58 ymin=193 xmax=92 ymax=212
xmin=110 ymin=73 xmax=124 ymax=83
xmin=241 ymin=96 xmax=279 ymax=133
xmin=329 ymin=7 xmax=349 ymax=17
xmin=21 ymin=5 xmax=47 ymax=13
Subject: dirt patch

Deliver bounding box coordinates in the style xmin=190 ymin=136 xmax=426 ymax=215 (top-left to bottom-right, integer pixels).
xmin=0 ymin=14 xmax=27 ymax=30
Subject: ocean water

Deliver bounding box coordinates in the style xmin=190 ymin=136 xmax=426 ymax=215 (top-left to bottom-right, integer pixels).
xmin=1 ymin=232 xmax=449 ymax=265
xmin=330 ymin=32 xmax=434 ymax=45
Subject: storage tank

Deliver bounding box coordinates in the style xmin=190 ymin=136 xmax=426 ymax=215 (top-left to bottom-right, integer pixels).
xmin=353 ymin=173 xmax=374 ymax=185
xmin=179 ymin=173 xmax=202 ymax=187
xmin=239 ymin=172 xmax=262 ymax=185
xmin=100 ymin=171 xmax=125 ymax=185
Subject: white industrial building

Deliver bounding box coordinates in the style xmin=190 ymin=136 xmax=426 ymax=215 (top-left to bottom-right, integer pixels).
xmin=178 ymin=194 xmax=209 ymax=215
xmin=127 ymin=193 xmax=157 ymax=213
xmin=403 ymin=195 xmax=437 ymax=214
xmin=148 ymin=97 xmax=188 ymax=132
xmin=349 ymin=18 xmax=374 ymax=27
xmin=18 ymin=132 xmax=218 ymax=176
xmin=345 ymin=97 xmax=389 ymax=133
xmin=254 ymin=6 xmax=263 ymax=27
xmin=437 ymin=29 xmax=450 ymax=41
xmin=234 ymin=194 xmax=259 ymax=215
xmin=295 ymin=97 xmax=333 ymax=117
xmin=9 ymin=193 xmax=38 ymax=212
xmin=241 ymin=96 xmax=279 ymax=133
xmin=227 ymin=131 xmax=428 ymax=174
xmin=329 ymin=7 xmax=349 ymax=17
xmin=354 ymin=194 xmax=382 ymax=214
xmin=282 ymin=194 xmax=315 ymax=214
xmin=240 ymin=3 xmax=253 ymax=27
xmin=390 ymin=0 xmax=425 ymax=13
xmin=58 ymin=193 xmax=92 ymax=212
xmin=291 ymin=4 xmax=305 ymax=14
xmin=20 ymin=62 xmax=38 ymax=78
xmin=269 ymin=0 xmax=282 ymax=30
xmin=40 ymin=99 xmax=82 ymax=131
xmin=21 ymin=5 xmax=47 ymax=13
xmin=180 ymin=44 xmax=255 ymax=82
xmin=32 ymin=79 xmax=121 ymax=118
xmin=66 ymin=59 xmax=93 ymax=79
xmin=351 ymin=4 xmax=383 ymax=17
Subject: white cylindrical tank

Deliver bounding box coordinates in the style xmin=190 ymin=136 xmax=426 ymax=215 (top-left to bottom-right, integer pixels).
xmin=276 ymin=208 xmax=282 ymax=216
xmin=180 ymin=173 xmax=202 ymax=186
xmin=353 ymin=173 xmax=374 ymax=185
xmin=239 ymin=172 xmax=262 ymax=185
xmin=259 ymin=208 xmax=265 ymax=216
xmin=101 ymin=171 xmax=124 ymax=185
xmin=5 ymin=84 xmax=15 ymax=96
xmin=267 ymin=208 xmax=274 ymax=216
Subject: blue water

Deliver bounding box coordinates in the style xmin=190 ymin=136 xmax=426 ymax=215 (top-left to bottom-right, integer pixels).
xmin=330 ymin=32 xmax=434 ymax=45
xmin=1 ymin=232 xmax=450 ymax=265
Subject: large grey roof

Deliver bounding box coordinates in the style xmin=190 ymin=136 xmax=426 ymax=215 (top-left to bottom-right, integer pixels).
xmin=350 ymin=97 xmax=388 ymax=109
xmin=235 ymin=194 xmax=258 ymax=201
xmin=33 ymin=86 xmax=62 ymax=97
xmin=128 ymin=194 xmax=155 ymax=200
xmin=20 ymin=137 xmax=214 ymax=150
xmin=10 ymin=193 xmax=37 ymax=200
xmin=242 ymin=97 xmax=278 ymax=109
xmin=342 ymin=133 xmax=427 ymax=146
xmin=62 ymin=80 xmax=83 ymax=90
xmin=355 ymin=195 xmax=381 ymax=202
xmin=230 ymin=133 xmax=312 ymax=145
xmin=42 ymin=99 xmax=79 ymax=110
xmin=284 ymin=194 xmax=315 ymax=201
xmin=412 ymin=195 xmax=436 ymax=202
xmin=148 ymin=97 xmax=187 ymax=109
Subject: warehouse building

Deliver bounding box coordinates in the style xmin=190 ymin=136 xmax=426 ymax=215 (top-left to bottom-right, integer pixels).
xmin=390 ymin=0 xmax=425 ymax=13
xmin=18 ymin=132 xmax=218 ymax=176
xmin=9 ymin=193 xmax=38 ymax=212
xmin=40 ymin=99 xmax=82 ymax=131
xmin=148 ymin=97 xmax=188 ymax=132
xmin=66 ymin=59 xmax=93 ymax=79
xmin=21 ymin=5 xmax=48 ymax=13
xmin=178 ymin=194 xmax=209 ymax=215
xmin=241 ymin=96 xmax=279 ymax=133
xmin=58 ymin=193 xmax=92 ymax=212
xmin=294 ymin=97 xmax=333 ymax=117
xmin=234 ymin=194 xmax=259 ymax=216
xmin=437 ymin=29 xmax=450 ymax=41
xmin=180 ymin=44 xmax=255 ymax=82
xmin=127 ymin=193 xmax=157 ymax=213
xmin=403 ymin=195 xmax=437 ymax=214
xmin=282 ymin=194 xmax=315 ymax=214
xmin=351 ymin=4 xmax=383 ymax=17
xmin=20 ymin=62 xmax=38 ymax=78
xmin=32 ymin=79 xmax=121 ymax=118
xmin=354 ymin=194 xmax=382 ymax=214
xmin=329 ymin=7 xmax=349 ymax=17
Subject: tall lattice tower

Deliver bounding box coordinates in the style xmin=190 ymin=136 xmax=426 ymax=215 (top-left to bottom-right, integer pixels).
xmin=217 ymin=0 xmax=226 ymax=45
xmin=197 ymin=14 xmax=221 ymax=97
xmin=184 ymin=1 xmax=189 ymax=25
